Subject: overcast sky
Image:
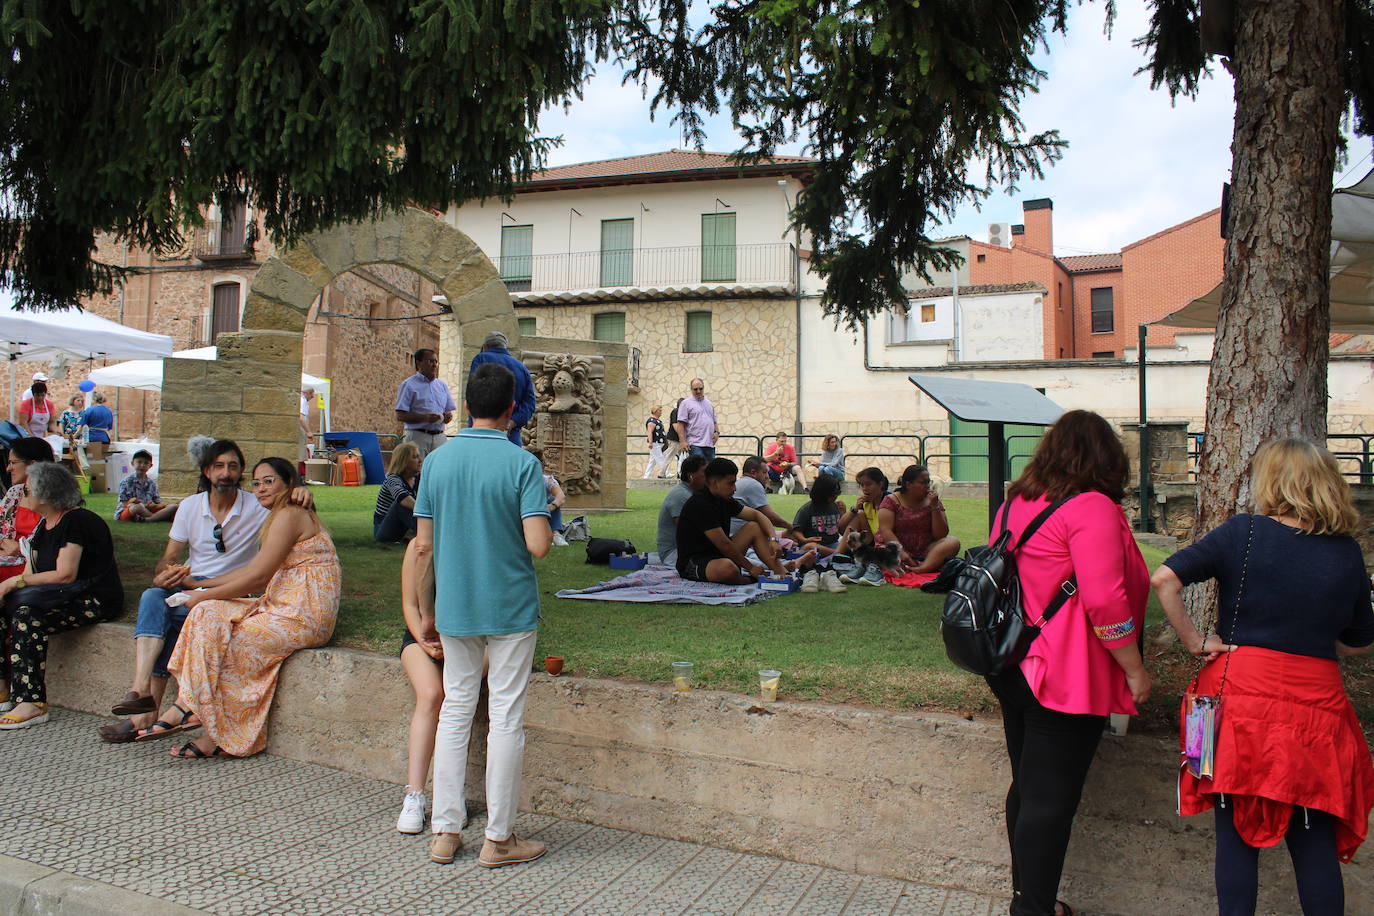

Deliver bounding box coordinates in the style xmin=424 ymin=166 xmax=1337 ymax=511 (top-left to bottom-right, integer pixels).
xmin=540 ymin=2 xmax=1374 ymax=257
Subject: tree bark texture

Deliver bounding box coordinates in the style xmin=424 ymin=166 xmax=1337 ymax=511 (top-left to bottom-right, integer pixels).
xmin=1193 ymin=0 xmax=1344 ymax=630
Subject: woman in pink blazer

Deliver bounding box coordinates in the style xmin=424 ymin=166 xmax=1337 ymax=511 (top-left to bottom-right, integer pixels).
xmin=986 ymin=410 xmax=1151 ymax=916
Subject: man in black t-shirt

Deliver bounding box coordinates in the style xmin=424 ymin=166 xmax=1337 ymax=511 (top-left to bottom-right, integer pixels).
xmin=674 ymin=457 xmax=813 ymax=584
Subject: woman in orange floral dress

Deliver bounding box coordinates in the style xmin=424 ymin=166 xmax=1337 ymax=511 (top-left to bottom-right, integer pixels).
xmin=163 ymin=457 xmax=341 ymax=758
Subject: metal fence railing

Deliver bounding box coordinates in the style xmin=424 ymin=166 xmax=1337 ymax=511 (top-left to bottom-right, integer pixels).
xmin=502 ymin=242 xmax=796 ymax=293
xmin=625 ymin=431 xmax=1040 ymax=482
xmin=1187 ymin=432 xmax=1374 ymax=484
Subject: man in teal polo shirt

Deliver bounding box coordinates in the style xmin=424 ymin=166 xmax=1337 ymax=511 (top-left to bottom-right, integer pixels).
xmin=412 ymin=362 xmax=552 ymax=869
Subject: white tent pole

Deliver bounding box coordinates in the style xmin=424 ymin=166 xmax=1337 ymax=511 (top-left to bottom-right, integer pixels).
xmin=7 ymin=356 xmax=14 ymax=424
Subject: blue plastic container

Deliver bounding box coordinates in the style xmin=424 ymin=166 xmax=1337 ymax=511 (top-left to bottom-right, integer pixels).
xmin=609 ymin=552 xmax=649 ymax=571
xmin=322 ymin=431 xmax=385 ymax=485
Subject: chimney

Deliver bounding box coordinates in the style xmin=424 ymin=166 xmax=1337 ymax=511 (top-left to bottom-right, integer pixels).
xmin=1021 ymin=198 xmax=1053 ymax=253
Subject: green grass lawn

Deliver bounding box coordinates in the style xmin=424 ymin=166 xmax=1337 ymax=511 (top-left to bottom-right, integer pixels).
xmin=97 ymin=485 xmax=1189 ymax=718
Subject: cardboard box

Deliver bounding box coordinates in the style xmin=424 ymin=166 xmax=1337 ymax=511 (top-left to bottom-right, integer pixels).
xmin=303 ymin=459 xmax=335 ymax=485
xmin=759 ymin=574 xmax=801 ymax=593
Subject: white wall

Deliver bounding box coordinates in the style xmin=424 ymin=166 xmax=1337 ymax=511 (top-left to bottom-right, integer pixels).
xmin=800 ymin=292 xmax=1374 ymax=432
xmin=449 ymin=177 xmax=805 ymax=257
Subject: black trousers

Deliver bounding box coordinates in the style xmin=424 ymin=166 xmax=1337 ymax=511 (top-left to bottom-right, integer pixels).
xmin=987 ymin=668 xmax=1106 ymax=916
xmin=5 ymin=594 xmax=112 ymax=704
xmin=1214 ymin=801 xmax=1343 ymax=915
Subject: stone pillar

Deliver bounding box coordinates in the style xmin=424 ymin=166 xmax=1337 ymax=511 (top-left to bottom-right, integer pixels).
xmin=1120 ymin=420 xmax=1192 ymax=533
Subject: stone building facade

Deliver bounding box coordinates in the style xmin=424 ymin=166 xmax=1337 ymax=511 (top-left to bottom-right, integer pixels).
xmin=516 ymin=296 xmax=797 ymax=462
xmin=52 ymin=209 xmax=440 ymax=445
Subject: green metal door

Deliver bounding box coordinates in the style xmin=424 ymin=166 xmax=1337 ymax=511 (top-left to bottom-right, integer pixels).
xmin=948 ymin=416 xmax=1045 ymax=481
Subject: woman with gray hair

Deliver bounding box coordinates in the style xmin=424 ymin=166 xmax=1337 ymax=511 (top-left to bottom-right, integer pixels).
xmin=0 ymin=463 xmax=123 ymax=729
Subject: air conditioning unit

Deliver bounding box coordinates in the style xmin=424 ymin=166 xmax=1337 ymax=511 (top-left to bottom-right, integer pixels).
xmin=987 ymin=222 xmax=1012 ymax=248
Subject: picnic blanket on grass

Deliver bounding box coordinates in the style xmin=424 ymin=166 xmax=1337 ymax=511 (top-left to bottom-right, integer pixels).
xmin=555 ymin=564 xmax=776 ymax=606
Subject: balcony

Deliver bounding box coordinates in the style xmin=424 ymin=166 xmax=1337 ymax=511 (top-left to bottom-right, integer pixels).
xmin=499 ymin=243 xmax=798 ymax=304
xmin=194 ymin=217 xmax=254 ymax=261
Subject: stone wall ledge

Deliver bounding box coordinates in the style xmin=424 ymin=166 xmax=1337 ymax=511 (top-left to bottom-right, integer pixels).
xmin=47 ymin=622 xmax=1366 ymax=915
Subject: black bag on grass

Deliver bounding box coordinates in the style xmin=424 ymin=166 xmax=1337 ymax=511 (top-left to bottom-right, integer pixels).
xmin=939 ymin=497 xmax=1077 ymax=676
xmin=585 ymin=537 xmax=636 ymax=564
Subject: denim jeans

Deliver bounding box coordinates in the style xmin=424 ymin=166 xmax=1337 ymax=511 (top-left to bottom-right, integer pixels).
xmin=548 ymin=506 xmax=564 ymax=533
xmin=817 ymin=465 xmax=844 ymax=481
xmin=688 ymin=445 xmax=716 ymax=461
xmin=132 ymin=582 xmax=200 ymax=678
xmin=373 ymin=499 xmax=415 ymax=543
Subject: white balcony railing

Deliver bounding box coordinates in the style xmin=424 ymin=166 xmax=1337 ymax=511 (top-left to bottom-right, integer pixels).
xmin=500 ymin=242 xmax=796 ymax=294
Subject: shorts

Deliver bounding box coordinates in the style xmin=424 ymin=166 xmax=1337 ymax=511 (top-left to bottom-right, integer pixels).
xmin=400 ymin=630 xmax=443 ymax=664
xmin=677 ymin=553 xmax=722 ymax=582
xmin=117 ymin=503 xmax=165 ymax=521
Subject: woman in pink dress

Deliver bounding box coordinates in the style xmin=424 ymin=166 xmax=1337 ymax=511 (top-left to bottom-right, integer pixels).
xmin=985 ymin=410 xmax=1151 ymax=916
xmin=161 ymin=457 xmax=340 ymax=758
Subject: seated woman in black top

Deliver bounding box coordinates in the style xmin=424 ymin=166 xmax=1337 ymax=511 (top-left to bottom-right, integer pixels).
xmin=374 ymin=441 xmax=421 ymax=543
xmin=674 ymin=457 xmax=815 ymax=584
xmin=0 ymin=463 xmax=123 ymax=730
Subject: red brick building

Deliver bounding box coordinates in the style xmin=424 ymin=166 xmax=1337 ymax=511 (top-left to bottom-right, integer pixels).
xmin=964 ymin=198 xmax=1224 ymax=359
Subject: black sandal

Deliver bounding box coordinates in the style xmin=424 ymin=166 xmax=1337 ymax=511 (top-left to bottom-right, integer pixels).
xmin=133 ymin=704 xmax=200 ymax=742
xmin=1056 ymin=901 xmax=1075 ymax=916
xmin=170 ymin=740 xmax=226 ymax=759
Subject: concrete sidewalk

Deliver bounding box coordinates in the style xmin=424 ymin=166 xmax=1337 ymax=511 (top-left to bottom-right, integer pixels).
xmin=0 ymin=709 xmax=1005 ymax=916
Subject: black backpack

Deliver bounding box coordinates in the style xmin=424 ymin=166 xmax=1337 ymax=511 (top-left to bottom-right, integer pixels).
xmin=939 ymin=497 xmax=1078 ymax=676
xmin=585 ymin=537 xmax=636 ymax=564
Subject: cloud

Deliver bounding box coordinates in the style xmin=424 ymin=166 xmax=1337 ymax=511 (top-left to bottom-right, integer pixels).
xmin=543 ymin=4 xmax=1370 ymax=255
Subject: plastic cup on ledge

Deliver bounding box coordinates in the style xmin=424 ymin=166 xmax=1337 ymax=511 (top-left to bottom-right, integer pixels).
xmin=758 ymin=669 xmax=781 ymax=703
xmin=672 ymin=660 xmax=694 ymax=692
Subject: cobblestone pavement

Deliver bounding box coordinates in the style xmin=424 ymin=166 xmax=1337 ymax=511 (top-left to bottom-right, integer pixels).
xmin=0 ymin=709 xmax=1005 ymax=916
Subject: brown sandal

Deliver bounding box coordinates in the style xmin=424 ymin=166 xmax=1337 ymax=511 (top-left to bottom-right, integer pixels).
xmin=98 ymin=719 xmax=140 ymax=744
xmin=111 ymin=691 xmax=156 ymax=716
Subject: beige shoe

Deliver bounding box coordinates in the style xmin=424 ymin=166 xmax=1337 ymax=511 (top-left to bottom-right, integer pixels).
xmin=820 ymin=570 xmax=848 ymax=593
xmin=478 ymin=833 xmax=547 ymax=868
xmin=429 ymin=832 xmax=462 ymax=864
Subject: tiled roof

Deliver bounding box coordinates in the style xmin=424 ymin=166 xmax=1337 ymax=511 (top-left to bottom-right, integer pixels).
xmin=522 ymin=150 xmax=815 ymax=189
xmin=1059 ymin=253 xmax=1123 ymax=273
xmin=908 ymin=281 xmax=1045 ymax=300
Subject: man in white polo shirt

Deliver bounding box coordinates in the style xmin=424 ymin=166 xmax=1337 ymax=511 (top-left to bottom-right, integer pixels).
xmin=395 ymin=348 xmax=456 ymax=458
xmin=98 ymin=437 xmax=312 ymax=743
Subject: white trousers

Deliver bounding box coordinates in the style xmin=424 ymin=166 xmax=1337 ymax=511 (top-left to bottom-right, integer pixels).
xmin=642 ymin=443 xmax=669 ymax=478
xmin=432 ymin=629 xmax=538 ymax=840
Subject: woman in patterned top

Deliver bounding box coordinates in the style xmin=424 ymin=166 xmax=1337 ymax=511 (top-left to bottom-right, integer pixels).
xmin=374 ymin=441 xmax=421 ymax=543
xmin=0 ymin=438 xmax=55 ymax=583
xmin=162 ymin=458 xmax=340 ymax=758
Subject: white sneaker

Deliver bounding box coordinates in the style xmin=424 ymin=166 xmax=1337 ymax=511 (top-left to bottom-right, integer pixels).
xmin=397 ymin=789 xmax=427 ymax=834
xmin=821 ymin=570 xmax=847 ymax=593
xmin=800 ymin=570 xmax=820 ymax=592
xmin=552 ymin=532 xmax=569 ymax=547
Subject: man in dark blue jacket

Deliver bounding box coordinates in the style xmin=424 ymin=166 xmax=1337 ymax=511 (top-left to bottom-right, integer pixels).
xmin=467 ymin=331 xmax=535 ymax=445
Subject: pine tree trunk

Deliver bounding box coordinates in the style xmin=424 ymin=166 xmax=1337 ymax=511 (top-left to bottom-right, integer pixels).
xmin=1191 ymin=0 xmax=1344 ymax=630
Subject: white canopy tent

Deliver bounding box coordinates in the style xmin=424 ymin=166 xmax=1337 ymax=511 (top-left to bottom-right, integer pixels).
xmin=1157 ymin=167 xmax=1374 ymax=332
xmin=0 ymin=306 xmax=175 ymax=421
xmin=88 ymin=346 xmax=332 ymax=432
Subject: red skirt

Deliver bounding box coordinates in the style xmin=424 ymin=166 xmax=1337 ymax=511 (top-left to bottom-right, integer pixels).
xmin=1177 ymin=646 xmax=1374 ymax=861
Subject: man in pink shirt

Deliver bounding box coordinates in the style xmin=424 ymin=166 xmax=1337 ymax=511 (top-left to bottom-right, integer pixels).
xmin=676 ymin=378 xmax=719 ymax=460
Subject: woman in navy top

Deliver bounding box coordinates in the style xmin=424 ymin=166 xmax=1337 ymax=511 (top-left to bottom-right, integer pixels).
xmin=1153 ymin=439 xmax=1374 ymax=915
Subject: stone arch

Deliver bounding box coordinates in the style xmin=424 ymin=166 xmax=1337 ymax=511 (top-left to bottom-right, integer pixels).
xmin=158 ymin=207 xmax=515 ymax=496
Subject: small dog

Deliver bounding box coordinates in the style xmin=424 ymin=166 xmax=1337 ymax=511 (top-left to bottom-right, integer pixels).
xmin=842 ymin=528 xmax=902 ymax=573
xmin=778 ymin=470 xmax=797 ymax=496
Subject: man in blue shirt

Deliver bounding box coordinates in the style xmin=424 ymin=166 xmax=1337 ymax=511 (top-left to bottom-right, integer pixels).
xmin=412 ymin=362 xmax=552 ymax=869
xmin=467 ymin=331 xmax=535 ymax=445
xmin=394 ymin=348 xmax=456 ymax=458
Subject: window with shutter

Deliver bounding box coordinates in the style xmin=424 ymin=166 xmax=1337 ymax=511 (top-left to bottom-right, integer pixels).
xmin=218 ymin=200 xmax=247 ymax=256
xmin=210 ymin=283 xmax=241 ymax=343
xmin=701 ymin=213 xmax=737 ymax=282
xmin=517 ymin=316 xmax=536 ymax=336
xmin=599 ymin=219 xmax=634 ymax=286
xmin=593 ymin=312 xmax=625 ymax=342
xmin=684 ymin=311 xmax=713 ymax=352
xmin=501 ymin=225 xmax=533 ymax=291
